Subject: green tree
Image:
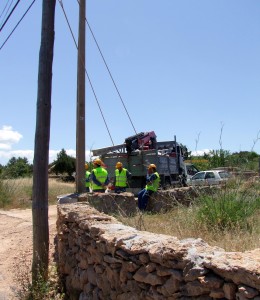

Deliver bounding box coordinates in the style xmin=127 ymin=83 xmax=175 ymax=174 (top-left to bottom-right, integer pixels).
xmin=203 ymin=149 xmax=230 ymax=169
xmin=2 ymin=157 xmax=33 ymax=178
xmin=52 ymin=149 xmax=76 ymax=176
xmin=226 ymin=151 xmax=259 ymax=171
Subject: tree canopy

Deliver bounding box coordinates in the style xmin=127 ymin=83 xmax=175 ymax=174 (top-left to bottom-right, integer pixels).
xmin=51 ymin=149 xmax=76 ymax=176
xmin=1 ymin=157 xmax=32 ymax=178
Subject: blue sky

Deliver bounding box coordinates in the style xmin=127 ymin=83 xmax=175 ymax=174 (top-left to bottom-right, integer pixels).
xmin=0 ymin=0 xmax=260 ymax=166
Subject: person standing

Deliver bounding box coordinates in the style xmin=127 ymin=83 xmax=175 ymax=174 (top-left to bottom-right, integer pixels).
xmin=138 ymin=164 xmax=160 ymax=211
xmin=90 ymin=158 xmax=109 ymax=193
xmin=114 ymin=162 xmax=132 ymax=193
xmin=85 ymin=163 xmax=91 ymax=192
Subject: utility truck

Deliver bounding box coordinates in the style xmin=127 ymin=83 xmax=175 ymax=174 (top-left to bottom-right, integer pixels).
xmin=92 ymin=131 xmax=193 ymax=194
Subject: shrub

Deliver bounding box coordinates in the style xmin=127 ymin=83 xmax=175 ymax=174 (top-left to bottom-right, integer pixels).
xmin=196 ymin=188 xmax=260 ymax=230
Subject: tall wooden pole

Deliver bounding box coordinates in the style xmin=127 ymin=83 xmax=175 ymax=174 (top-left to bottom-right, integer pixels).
xmin=76 ymin=0 xmax=86 ymax=193
xmin=32 ymin=0 xmax=56 ymax=282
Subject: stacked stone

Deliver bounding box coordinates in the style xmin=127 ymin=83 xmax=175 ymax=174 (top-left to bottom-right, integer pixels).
xmin=56 ymin=203 xmax=260 ymax=300
xmin=78 ymin=192 xmax=138 ymax=216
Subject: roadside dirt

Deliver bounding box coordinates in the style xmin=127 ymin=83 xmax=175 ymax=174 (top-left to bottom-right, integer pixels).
xmin=0 ymin=205 xmax=57 ymax=300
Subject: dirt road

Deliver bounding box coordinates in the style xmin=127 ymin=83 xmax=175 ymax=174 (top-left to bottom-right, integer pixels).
xmin=0 ymin=205 xmax=57 ymax=300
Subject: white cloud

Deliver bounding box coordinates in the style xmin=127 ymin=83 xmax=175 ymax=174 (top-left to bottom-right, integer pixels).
xmin=0 ymin=150 xmax=34 ymax=164
xmin=0 ymin=126 xmax=23 ymax=149
xmin=0 ymin=148 xmax=93 ymax=165
xmin=0 ymin=143 xmax=11 ymax=150
xmin=191 ymin=149 xmax=211 ymax=156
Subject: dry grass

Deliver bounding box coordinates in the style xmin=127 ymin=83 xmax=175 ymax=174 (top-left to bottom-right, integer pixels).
xmin=119 ymin=207 xmax=260 ymax=252
xmin=0 ymin=177 xmax=75 ymax=209
xmin=13 ymin=252 xmax=65 ymax=300
xmin=2 ymin=177 xmax=260 ymax=253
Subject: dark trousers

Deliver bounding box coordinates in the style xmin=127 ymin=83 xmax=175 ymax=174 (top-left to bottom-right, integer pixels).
xmin=138 ymin=189 xmax=154 ymax=210
xmin=115 ymin=187 xmax=126 ymax=193
xmin=93 ymin=189 xmax=106 ymax=193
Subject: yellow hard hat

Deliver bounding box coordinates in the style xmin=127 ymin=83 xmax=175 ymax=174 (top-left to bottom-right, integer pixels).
xmin=93 ymin=158 xmax=102 ymax=166
xmin=148 ymin=164 xmax=156 ymax=170
xmin=85 ymin=163 xmax=89 ymax=170
xmin=115 ymin=162 xmax=123 ymax=168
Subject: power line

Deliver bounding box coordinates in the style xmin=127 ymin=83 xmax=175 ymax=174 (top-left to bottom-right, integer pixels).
xmin=76 ymin=0 xmax=138 ymax=136
xmin=0 ymin=0 xmax=36 ymax=51
xmin=0 ymin=0 xmax=14 ymax=27
xmin=58 ymin=0 xmax=115 ymax=147
xmin=0 ymin=0 xmax=13 ymax=23
xmin=86 ymin=19 xmax=138 ymax=136
xmin=0 ymin=0 xmax=20 ymax=32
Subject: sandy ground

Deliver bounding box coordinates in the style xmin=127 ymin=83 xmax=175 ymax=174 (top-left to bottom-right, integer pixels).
xmin=0 ymin=205 xmax=57 ymax=300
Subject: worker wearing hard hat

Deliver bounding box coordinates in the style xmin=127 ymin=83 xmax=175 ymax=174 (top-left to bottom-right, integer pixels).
xmin=90 ymin=158 xmax=109 ymax=193
xmin=113 ymin=162 xmax=132 ymax=193
xmin=85 ymin=163 xmax=91 ymax=192
xmin=138 ymin=164 xmax=160 ymax=211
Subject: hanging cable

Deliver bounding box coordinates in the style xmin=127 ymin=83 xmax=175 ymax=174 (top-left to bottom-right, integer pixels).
xmin=58 ymin=0 xmax=115 ymax=147
xmin=0 ymin=0 xmax=14 ymax=27
xmin=0 ymin=0 xmax=20 ymax=32
xmin=0 ymin=0 xmax=36 ymax=51
xmin=86 ymin=19 xmax=138 ymax=135
xmin=0 ymin=0 xmax=12 ymax=23
xmin=76 ymin=0 xmax=138 ymax=136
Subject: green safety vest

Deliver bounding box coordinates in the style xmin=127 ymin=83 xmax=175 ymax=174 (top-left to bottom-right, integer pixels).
xmin=92 ymin=167 xmax=108 ymax=190
xmin=85 ymin=171 xmax=91 ymax=188
xmin=146 ymin=172 xmax=160 ymax=192
xmin=115 ymin=168 xmax=127 ymax=187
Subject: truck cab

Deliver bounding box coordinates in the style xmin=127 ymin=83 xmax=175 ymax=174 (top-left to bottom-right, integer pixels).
xmin=184 ymin=163 xmax=200 ymax=182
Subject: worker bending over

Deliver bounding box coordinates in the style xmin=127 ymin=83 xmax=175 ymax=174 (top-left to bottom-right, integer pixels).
xmin=114 ymin=162 xmax=132 ymax=193
xmin=90 ymin=159 xmax=109 ymax=193
xmin=138 ymin=164 xmax=160 ymax=211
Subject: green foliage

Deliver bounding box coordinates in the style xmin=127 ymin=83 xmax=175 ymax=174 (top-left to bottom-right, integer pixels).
xmin=196 ymin=188 xmax=260 ymax=230
xmin=203 ymin=149 xmax=230 ymax=168
xmin=190 ymin=150 xmax=259 ymax=172
xmin=52 ymin=149 xmax=76 ymax=176
xmin=226 ymin=151 xmax=259 ymax=171
xmin=1 ymin=157 xmax=33 ymax=179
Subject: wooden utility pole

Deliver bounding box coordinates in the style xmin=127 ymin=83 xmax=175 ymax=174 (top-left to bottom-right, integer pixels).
xmin=76 ymin=0 xmax=86 ymax=193
xmin=32 ymin=0 xmax=56 ymax=282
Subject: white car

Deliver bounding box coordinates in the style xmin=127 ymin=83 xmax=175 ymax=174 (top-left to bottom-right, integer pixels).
xmin=189 ymin=170 xmax=232 ymax=186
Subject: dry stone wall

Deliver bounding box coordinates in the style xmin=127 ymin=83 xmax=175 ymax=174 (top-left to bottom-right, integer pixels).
xmin=77 ymin=187 xmax=203 ymax=215
xmin=56 ymin=203 xmax=260 ymax=300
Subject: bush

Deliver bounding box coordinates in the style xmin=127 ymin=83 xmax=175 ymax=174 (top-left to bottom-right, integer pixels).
xmin=196 ymin=188 xmax=260 ymax=230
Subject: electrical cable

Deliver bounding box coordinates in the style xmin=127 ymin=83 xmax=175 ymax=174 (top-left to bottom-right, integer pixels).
xmin=0 ymin=0 xmax=14 ymax=27
xmin=0 ymin=0 xmax=12 ymax=23
xmin=0 ymin=0 xmax=36 ymax=51
xmin=0 ymin=0 xmax=20 ymax=32
xmin=58 ymin=0 xmax=115 ymax=147
xmin=78 ymin=1 xmax=137 ymax=136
